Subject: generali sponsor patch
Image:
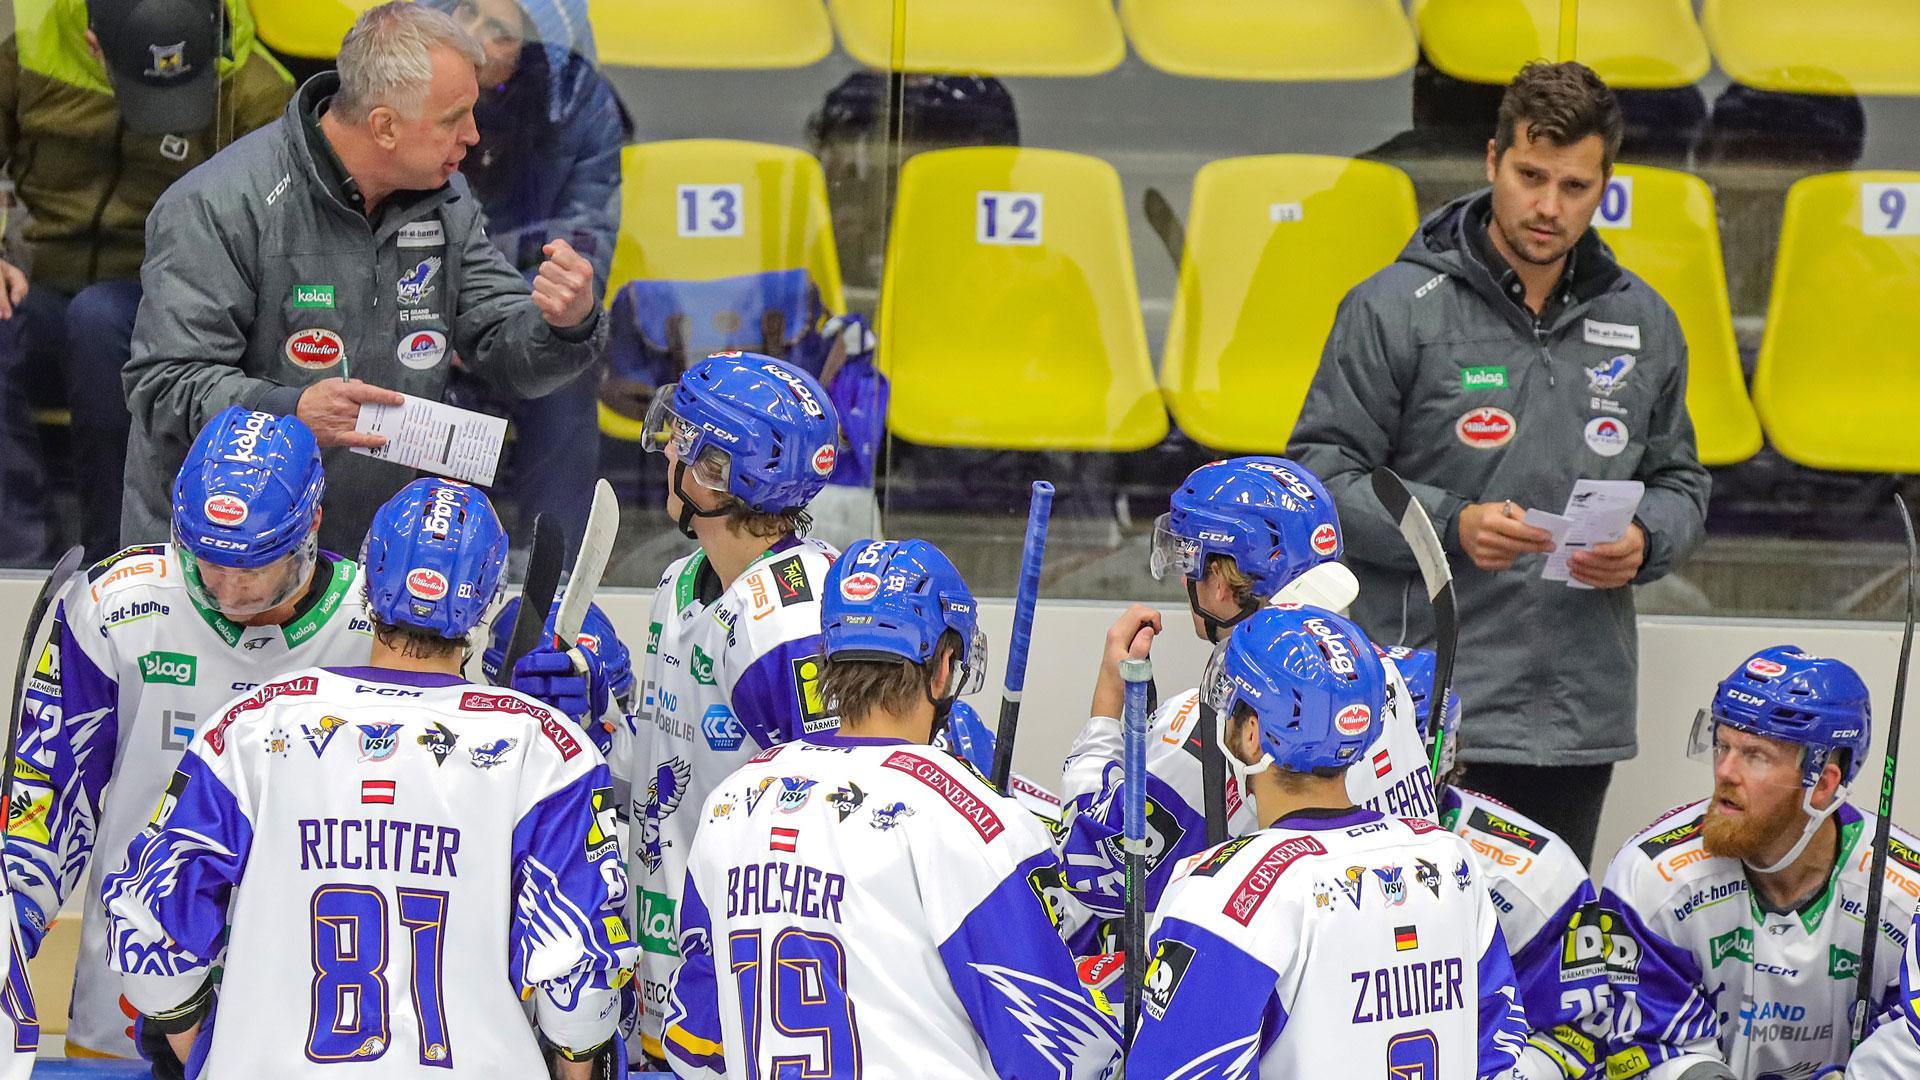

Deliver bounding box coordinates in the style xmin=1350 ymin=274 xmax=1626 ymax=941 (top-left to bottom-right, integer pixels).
xmin=1224 ymin=836 xmax=1326 ymax=925
xmin=882 ymin=751 xmax=1003 ymax=842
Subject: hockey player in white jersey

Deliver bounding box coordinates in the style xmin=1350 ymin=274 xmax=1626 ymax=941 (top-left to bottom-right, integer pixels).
xmin=1845 ymin=904 xmax=1920 ymax=1077
xmin=1128 ymin=604 xmax=1529 ymax=1078
xmin=624 ymin=351 xmax=844 ymax=1060
xmin=484 ymin=597 xmax=639 ymax=805
xmin=1600 ymin=646 xmax=1920 ymax=1080
xmin=1060 ymin=457 xmax=1431 ymax=923
xmin=100 ymin=478 xmax=635 ymax=1078
xmin=1393 ymin=649 xmax=1608 ymax=1079
xmin=5 ymin=407 xmax=375 ymax=1064
xmin=662 ymin=538 xmax=1122 ymax=1079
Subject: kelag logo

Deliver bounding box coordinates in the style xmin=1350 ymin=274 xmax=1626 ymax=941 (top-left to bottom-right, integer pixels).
xmin=139 ymin=651 xmax=197 ymax=686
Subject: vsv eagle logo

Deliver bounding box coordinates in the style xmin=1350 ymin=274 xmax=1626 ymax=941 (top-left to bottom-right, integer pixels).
xmin=396 ymin=257 xmax=442 ymax=306
xmin=640 ymin=757 xmax=692 ymax=872
xmin=1587 ymin=353 xmax=1636 ymax=396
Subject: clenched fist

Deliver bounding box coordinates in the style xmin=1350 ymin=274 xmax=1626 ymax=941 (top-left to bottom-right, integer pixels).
xmin=532 ymin=238 xmax=596 ymax=330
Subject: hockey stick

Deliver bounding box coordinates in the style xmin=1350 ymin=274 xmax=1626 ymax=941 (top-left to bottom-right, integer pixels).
xmin=1120 ymin=656 xmax=1154 ymax=1040
xmin=991 ymin=481 xmax=1054 ymax=792
xmin=1200 ymin=696 xmax=1230 ymax=846
xmin=1369 ymin=468 xmax=1459 ymax=782
xmin=4 ymin=546 xmax=85 ymax=844
xmin=1142 ymin=187 xmax=1185 ymax=272
xmin=499 ymin=514 xmax=564 ymax=684
xmin=1852 ymin=492 xmax=1916 ymax=1045
xmin=553 ymin=478 xmax=620 ymax=668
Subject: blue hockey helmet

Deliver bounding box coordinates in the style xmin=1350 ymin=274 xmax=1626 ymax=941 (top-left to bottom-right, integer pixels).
xmin=482 ymin=595 xmax=635 ymax=703
xmin=1203 ymin=604 xmax=1387 ymax=774
xmin=1379 ymin=645 xmax=1461 ymax=777
xmin=933 ymin=699 xmax=995 ymax=775
xmin=360 ymin=479 xmax=507 ymax=640
xmin=1690 ymin=645 xmax=1872 ymax=790
xmin=824 ymin=538 xmax=988 ymax=702
xmin=1151 ymin=457 xmax=1343 ymax=640
xmin=172 ymin=407 xmax=325 ymax=618
xmin=640 ymin=352 xmax=841 ymax=536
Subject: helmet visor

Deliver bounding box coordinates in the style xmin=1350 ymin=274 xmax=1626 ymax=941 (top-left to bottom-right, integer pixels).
xmin=642 ymin=389 xmax=731 ymax=491
xmin=943 ymin=624 xmax=990 ymax=699
xmin=1686 ymin=709 xmax=1810 ymax=795
xmin=1201 ymin=639 xmax=1235 ymax=714
xmin=177 ymin=532 xmax=317 ymax=620
xmin=1149 ymin=513 xmax=1202 ymax=583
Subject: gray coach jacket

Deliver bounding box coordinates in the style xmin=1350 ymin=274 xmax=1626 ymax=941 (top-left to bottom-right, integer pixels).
xmin=121 ymin=74 xmax=607 ymax=552
xmin=1288 ymin=189 xmax=1710 ymax=767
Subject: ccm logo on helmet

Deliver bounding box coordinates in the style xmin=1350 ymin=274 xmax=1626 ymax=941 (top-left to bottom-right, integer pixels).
xmin=204 ymin=494 xmax=249 ymax=527
xmin=1302 ymin=617 xmax=1358 ymax=676
xmin=407 ymin=568 xmax=449 ymax=601
xmin=1746 ymin=658 xmax=1787 ymax=678
xmin=227 ymin=411 xmax=273 ymax=462
xmin=840 ymin=572 xmax=880 ymax=602
xmin=765 ymin=365 xmax=826 ymax=419
xmin=1310 ymin=523 xmax=1338 ymax=556
xmin=1334 ymin=703 xmax=1372 ymax=737
xmin=423 ymin=486 xmax=460 ymax=538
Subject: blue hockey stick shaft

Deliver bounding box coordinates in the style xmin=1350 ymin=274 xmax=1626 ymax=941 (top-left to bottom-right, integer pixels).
xmin=992 ymin=481 xmax=1054 ymax=791
xmin=1120 ymin=657 xmax=1154 ymax=1040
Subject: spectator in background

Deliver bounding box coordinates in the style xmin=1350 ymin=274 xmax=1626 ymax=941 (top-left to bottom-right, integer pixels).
xmin=431 ymin=0 xmax=628 ymax=559
xmin=120 ymin=1 xmax=606 ymax=555
xmin=1288 ymin=61 xmax=1710 ymax=864
xmin=0 ymin=0 xmax=292 ymax=563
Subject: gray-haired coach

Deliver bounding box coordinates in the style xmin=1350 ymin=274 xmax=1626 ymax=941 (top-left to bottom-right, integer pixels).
xmin=121 ymin=1 xmax=606 ymax=553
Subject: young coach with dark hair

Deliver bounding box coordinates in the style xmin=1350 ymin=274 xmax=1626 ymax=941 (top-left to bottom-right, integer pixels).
xmin=1288 ymin=61 xmax=1710 ymax=864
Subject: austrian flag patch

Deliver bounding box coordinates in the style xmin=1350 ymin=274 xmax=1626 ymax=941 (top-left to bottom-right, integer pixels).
xmin=882 ymin=751 xmax=1003 ymax=842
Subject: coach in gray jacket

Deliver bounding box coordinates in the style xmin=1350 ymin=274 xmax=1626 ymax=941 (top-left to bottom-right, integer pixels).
xmin=1288 ymin=62 xmax=1709 ymax=863
xmin=121 ymin=2 xmax=606 ymax=553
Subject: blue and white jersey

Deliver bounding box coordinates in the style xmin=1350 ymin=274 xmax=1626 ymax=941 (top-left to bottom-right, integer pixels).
xmin=1058 ymin=653 xmax=1429 ymax=921
xmin=1128 ymin=807 xmax=1529 ymax=1080
xmin=7 ymin=543 xmax=372 ymax=1057
xmin=1600 ymin=799 xmax=1919 ymax=1080
xmin=1847 ymin=902 xmax=1920 ymax=1078
xmin=0 ymin=892 xmax=37 ymax=1079
xmin=662 ymin=736 xmax=1122 ymax=1080
xmin=1442 ymin=786 xmax=1605 ymax=1079
xmin=101 ymin=667 xmax=636 ymax=1077
xmin=622 ymin=535 xmax=839 ymax=1054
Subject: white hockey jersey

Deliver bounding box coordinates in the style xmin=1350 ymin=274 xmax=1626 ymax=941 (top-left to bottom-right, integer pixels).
xmin=6 ymin=543 xmax=373 ymax=1056
xmin=1600 ymin=799 xmax=1920 ymax=1080
xmin=0 ymin=892 xmax=37 ymax=1079
xmin=1059 ymin=653 xmax=1429 ymax=920
xmin=1442 ymin=786 xmax=1606 ymax=1079
xmin=622 ymin=536 xmax=839 ymax=1054
xmin=100 ymin=667 xmax=636 ymax=1077
xmin=1846 ymin=903 xmax=1920 ymax=1079
xmin=1127 ymin=807 xmax=1529 ymax=1079
xmin=662 ymin=735 xmax=1122 ymax=1080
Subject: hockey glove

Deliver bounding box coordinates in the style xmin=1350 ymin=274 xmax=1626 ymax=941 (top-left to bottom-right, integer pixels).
xmin=512 ymin=641 xmax=610 ymax=727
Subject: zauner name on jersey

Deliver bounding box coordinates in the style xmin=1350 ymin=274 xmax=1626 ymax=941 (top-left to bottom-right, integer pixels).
xmin=1350 ymin=956 xmax=1466 ymax=1023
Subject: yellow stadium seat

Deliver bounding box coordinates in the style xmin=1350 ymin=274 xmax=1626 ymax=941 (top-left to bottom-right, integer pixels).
xmin=1412 ymin=0 xmax=1709 ymax=89
xmin=1120 ymin=0 xmax=1415 ymax=82
xmin=589 ymin=0 xmax=833 ymax=70
xmin=828 ymin=0 xmax=1124 ymax=77
xmin=599 ymin=140 xmax=844 ymax=439
xmin=879 ymin=147 xmax=1165 ymax=451
xmin=1591 ymin=165 xmax=1761 ymax=466
xmin=253 ymin=0 xmax=373 ymax=59
xmin=1753 ymin=171 xmax=1920 ymax=472
xmin=1159 ymin=155 xmax=1417 ymax=453
xmin=1702 ymin=0 xmax=1920 ymax=96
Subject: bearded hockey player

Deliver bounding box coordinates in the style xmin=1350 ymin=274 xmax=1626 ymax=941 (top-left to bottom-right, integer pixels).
xmin=1601 ymin=646 xmax=1920 ymax=1080
xmin=662 ymin=538 xmax=1122 ymax=1080
xmin=624 ymin=351 xmax=843 ymax=1060
xmin=1394 ymin=648 xmax=1607 ymax=1079
xmin=100 ymin=478 xmax=635 ymax=1078
xmin=1060 ymin=456 xmax=1432 ymax=923
xmin=1845 ymin=904 xmax=1920 ymax=1077
xmin=1127 ymin=604 xmax=1529 ymax=1078
xmin=5 ymin=407 xmax=375 ymax=1064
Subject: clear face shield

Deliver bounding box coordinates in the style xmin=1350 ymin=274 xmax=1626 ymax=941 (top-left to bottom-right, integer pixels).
xmin=1201 ymin=642 xmax=1273 ymax=778
xmin=640 ymin=387 xmax=733 ymax=493
xmin=1147 ymin=512 xmax=1202 ymax=583
xmin=938 ymin=623 xmax=990 ymax=700
xmin=177 ymin=532 xmax=319 ymax=620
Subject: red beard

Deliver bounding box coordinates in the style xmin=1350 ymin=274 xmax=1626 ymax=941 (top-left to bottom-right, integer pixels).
xmin=1701 ymin=785 xmax=1807 ymax=861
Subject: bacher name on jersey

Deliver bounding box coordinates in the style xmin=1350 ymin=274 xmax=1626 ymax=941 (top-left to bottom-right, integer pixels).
xmin=6 ymin=543 xmax=373 ymax=1057
xmin=1129 ymin=808 xmax=1529 ymax=1079
xmin=625 ymin=535 xmax=839 ymax=1051
xmin=1601 ymin=798 xmax=1920 ymax=1080
xmin=663 ymin=736 xmax=1122 ymax=1080
xmin=100 ymin=667 xmax=635 ymax=1078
